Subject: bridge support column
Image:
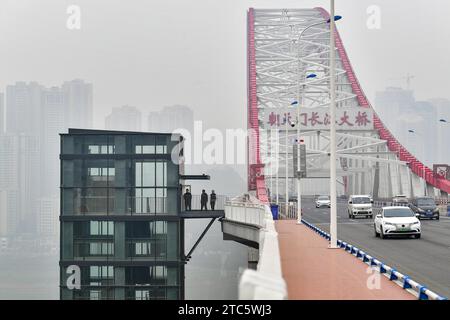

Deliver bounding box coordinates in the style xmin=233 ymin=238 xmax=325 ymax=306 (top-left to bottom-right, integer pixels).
xmin=385 ymin=146 xmax=393 ymax=198
xmin=426 ymin=183 xmax=435 ymax=197
xmin=408 ymin=167 xmax=414 ymax=198
xmin=372 ymin=147 xmax=380 ymax=199
xmin=397 ymin=164 xmax=404 ymax=195
xmin=360 ymin=166 xmax=366 ymax=195
xmin=354 ymin=158 xmax=360 ymax=194
xmin=248 ymin=247 xmax=259 ymax=270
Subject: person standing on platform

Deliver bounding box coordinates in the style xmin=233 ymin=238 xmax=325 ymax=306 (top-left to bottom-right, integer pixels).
xmin=183 ymin=189 xmax=192 ymax=211
xmin=210 ymin=190 xmax=217 ymax=210
xmin=200 ymin=189 xmax=208 ymax=211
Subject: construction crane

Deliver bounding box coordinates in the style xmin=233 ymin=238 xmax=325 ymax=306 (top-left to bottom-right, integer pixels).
xmin=388 ymin=73 xmax=415 ymax=90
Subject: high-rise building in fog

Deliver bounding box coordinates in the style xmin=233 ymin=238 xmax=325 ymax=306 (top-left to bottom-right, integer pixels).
xmin=41 ymin=87 xmax=66 ymax=197
xmin=429 ymin=99 xmax=450 ymax=164
xmin=148 ymin=105 xmax=194 ymax=134
xmin=105 ymin=105 xmax=142 ymax=131
xmin=375 ymin=87 xmax=441 ymax=167
xmin=62 ymin=79 xmax=93 ymax=129
xmin=0 ymin=93 xmax=4 ymax=134
xmin=0 ymin=190 xmax=7 ymax=239
xmin=37 ymin=197 xmax=59 ymax=237
xmin=0 ymin=135 xmax=19 ymax=236
xmin=0 ymin=134 xmax=40 ymax=234
xmin=1 ymin=80 xmax=93 ymax=237
xmin=6 ymin=82 xmax=43 ymax=135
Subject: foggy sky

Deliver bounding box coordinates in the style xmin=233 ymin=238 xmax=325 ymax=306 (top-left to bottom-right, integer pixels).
xmin=0 ymin=0 xmax=449 ymax=131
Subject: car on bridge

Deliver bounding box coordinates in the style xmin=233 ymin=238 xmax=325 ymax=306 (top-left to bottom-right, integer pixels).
xmin=374 ymin=206 xmax=421 ymax=239
xmin=348 ymin=195 xmax=373 ymax=219
xmin=315 ymin=195 xmax=331 ymax=208
xmin=409 ymin=197 xmax=440 ymax=220
xmin=392 ymin=195 xmax=409 ymax=206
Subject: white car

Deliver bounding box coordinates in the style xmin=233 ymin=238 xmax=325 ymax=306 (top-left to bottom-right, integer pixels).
xmin=374 ymin=206 xmax=421 ymax=239
xmin=348 ymin=195 xmax=373 ymax=219
xmin=315 ymin=195 xmax=331 ymax=208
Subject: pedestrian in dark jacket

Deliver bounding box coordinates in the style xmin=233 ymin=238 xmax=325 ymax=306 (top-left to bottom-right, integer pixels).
xmin=183 ymin=189 xmax=192 ymax=211
xmin=200 ymin=189 xmax=208 ymax=211
xmin=210 ymin=190 xmax=217 ymax=210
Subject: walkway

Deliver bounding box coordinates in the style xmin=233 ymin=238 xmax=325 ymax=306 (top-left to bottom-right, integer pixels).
xmin=275 ymin=220 xmax=414 ymax=300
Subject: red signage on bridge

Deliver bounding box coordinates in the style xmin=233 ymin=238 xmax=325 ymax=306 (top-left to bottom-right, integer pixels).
xmin=262 ymin=107 xmax=373 ymax=131
xmin=433 ymin=164 xmax=450 ymax=179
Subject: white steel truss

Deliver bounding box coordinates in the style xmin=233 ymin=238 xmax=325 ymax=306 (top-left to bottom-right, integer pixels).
xmin=253 ymin=8 xmax=433 ymax=200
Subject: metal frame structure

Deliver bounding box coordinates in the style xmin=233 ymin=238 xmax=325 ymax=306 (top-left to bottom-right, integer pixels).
xmin=247 ymin=7 xmax=450 ymax=203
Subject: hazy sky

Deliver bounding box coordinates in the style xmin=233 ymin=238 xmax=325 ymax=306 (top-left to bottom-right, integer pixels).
xmin=0 ymin=0 xmax=449 ymax=131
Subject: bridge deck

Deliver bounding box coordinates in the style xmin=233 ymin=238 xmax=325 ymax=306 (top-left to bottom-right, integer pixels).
xmin=275 ymin=220 xmax=414 ymax=300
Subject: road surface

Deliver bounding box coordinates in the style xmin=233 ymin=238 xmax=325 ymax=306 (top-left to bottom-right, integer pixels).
xmin=300 ymin=197 xmax=450 ymax=298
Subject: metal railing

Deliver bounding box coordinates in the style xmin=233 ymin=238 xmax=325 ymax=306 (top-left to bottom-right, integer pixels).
xmin=130 ymin=197 xmax=167 ymax=214
xmin=278 ymin=203 xmax=298 ymax=220
xmin=224 ymin=199 xmax=266 ymax=227
xmin=72 ymin=196 xmax=168 ymax=215
xmin=74 ymin=196 xmax=115 ymax=215
xmin=125 ymin=239 xmax=167 ymax=259
xmin=71 ymin=194 xmax=230 ymax=215
xmin=181 ymin=194 xmax=228 ymax=211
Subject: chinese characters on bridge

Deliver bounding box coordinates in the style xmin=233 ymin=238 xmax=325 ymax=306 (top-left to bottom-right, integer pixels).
xmin=263 ymin=107 xmax=374 ymax=131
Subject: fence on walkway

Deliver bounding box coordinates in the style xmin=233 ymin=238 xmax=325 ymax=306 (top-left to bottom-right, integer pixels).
xmin=278 ymin=202 xmax=297 ymax=220
xmin=181 ymin=194 xmax=228 ymax=211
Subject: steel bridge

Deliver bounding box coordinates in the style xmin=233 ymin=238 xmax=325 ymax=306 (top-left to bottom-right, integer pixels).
xmin=246 ymin=7 xmax=450 ymax=203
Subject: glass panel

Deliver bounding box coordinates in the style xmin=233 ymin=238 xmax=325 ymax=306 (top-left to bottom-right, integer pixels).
xmin=156 ymin=162 xmax=166 ymax=187
xmin=156 ymin=145 xmax=167 ymax=154
xmin=135 ymin=162 xmax=142 ymax=187
xmin=108 ymin=266 xmax=113 ymax=278
xmin=155 ymin=188 xmax=167 ymax=213
xmin=79 ymin=188 xmax=113 ymax=215
xmin=90 ymin=221 xmax=99 ymax=235
xmin=108 ymin=221 xmax=114 ymax=235
xmin=90 ymin=266 xmax=99 ymax=277
xmin=142 ymin=145 xmax=155 ymax=154
xmin=88 ymin=145 xmax=99 ymax=154
xmin=153 ymin=221 xmax=167 ymax=234
xmin=142 ymin=162 xmax=155 ymax=186
xmin=90 ymin=291 xmax=100 ymax=300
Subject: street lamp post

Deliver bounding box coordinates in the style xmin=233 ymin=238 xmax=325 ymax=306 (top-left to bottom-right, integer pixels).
xmin=276 ymin=128 xmax=279 ymax=205
xmin=285 ymin=101 xmax=298 ymax=213
xmin=294 ymin=75 xmax=315 ymax=225
xmin=293 ymin=11 xmax=341 ymax=226
xmin=329 ymin=0 xmax=338 ymax=248
xmin=285 ymin=107 xmax=289 ymax=211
